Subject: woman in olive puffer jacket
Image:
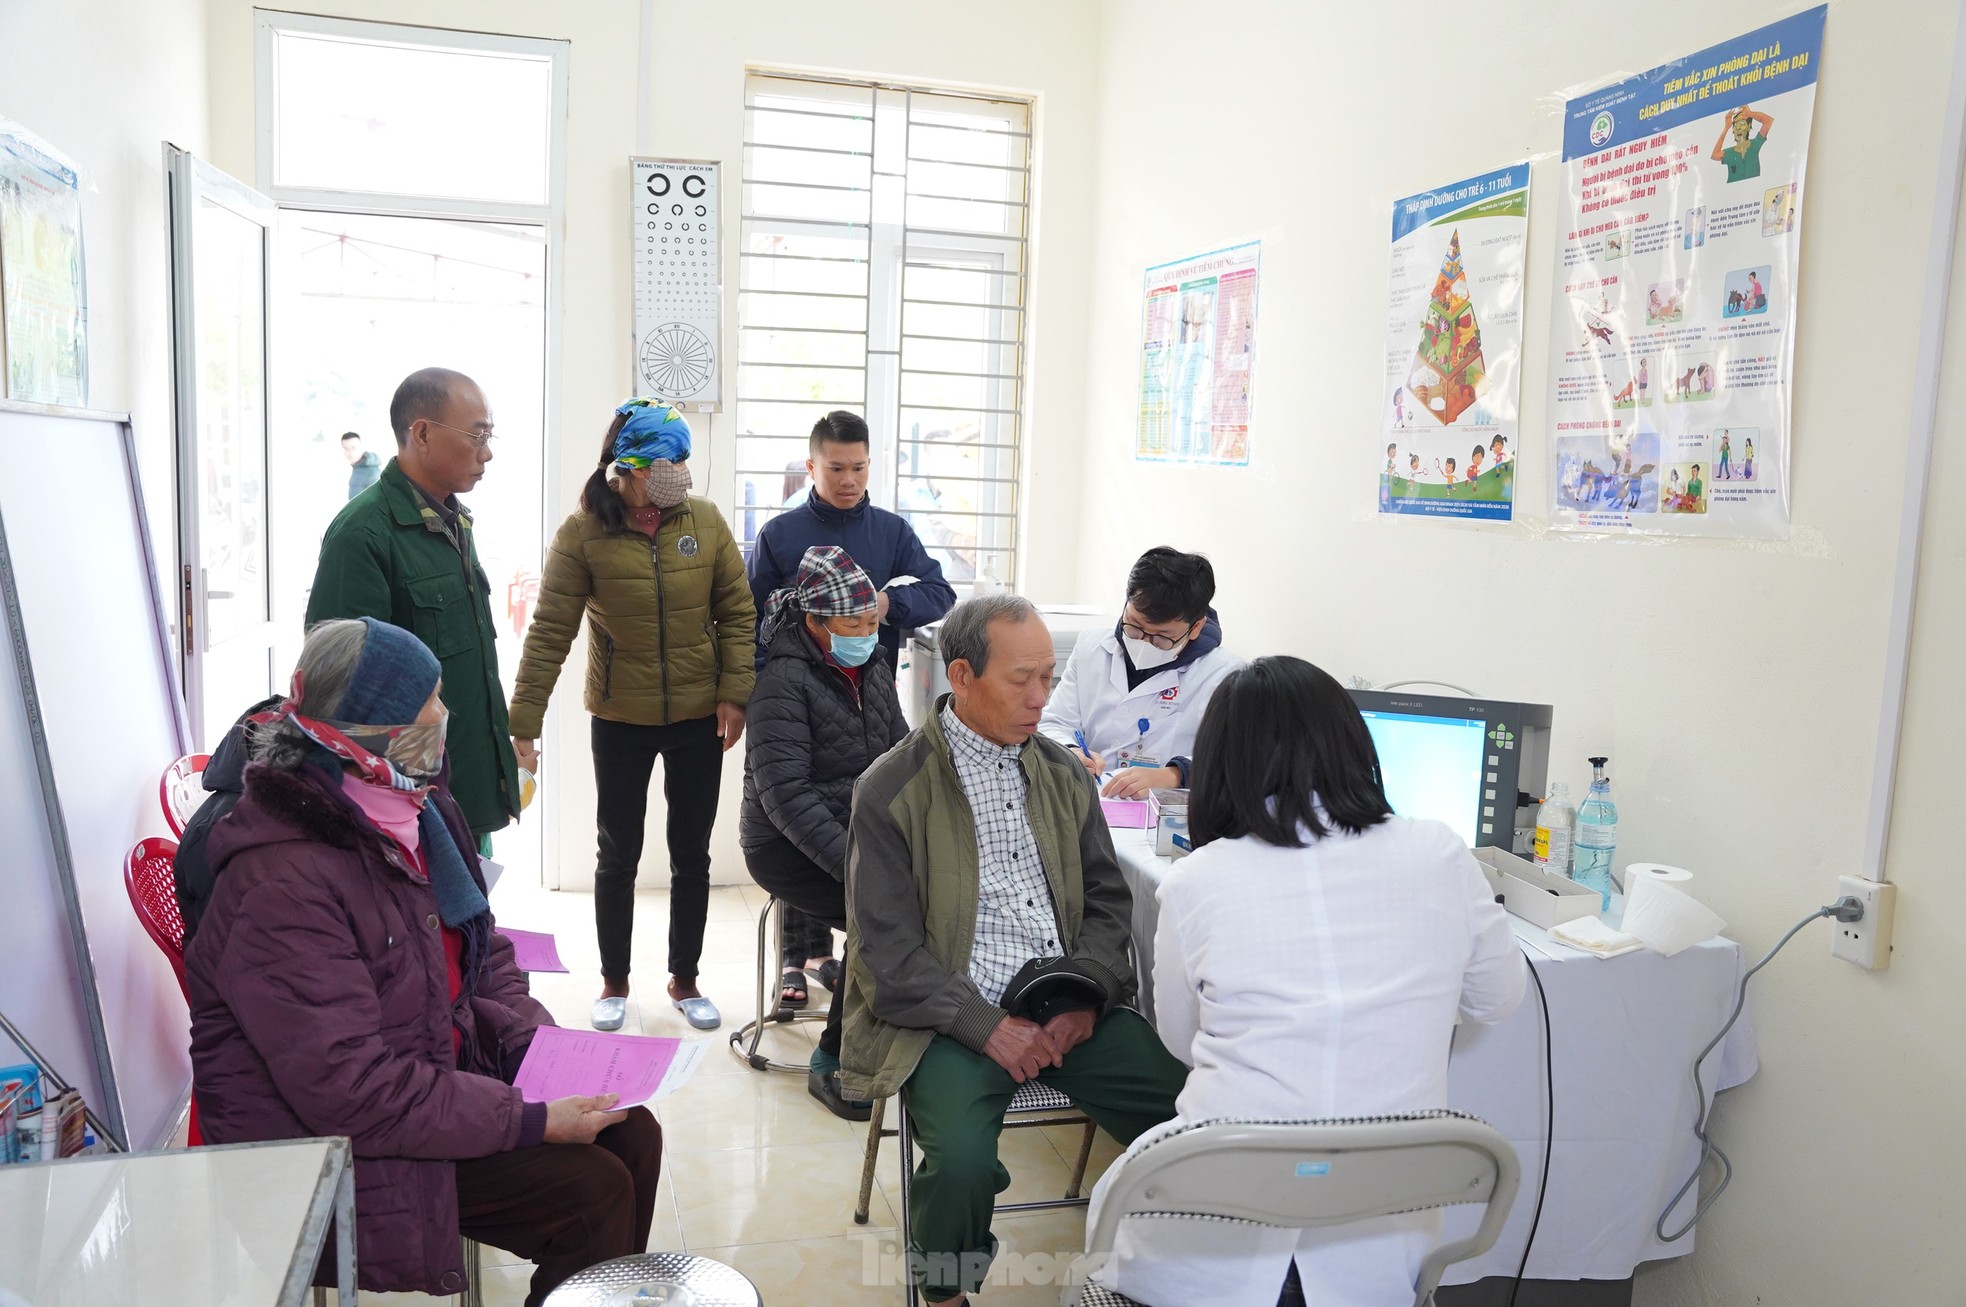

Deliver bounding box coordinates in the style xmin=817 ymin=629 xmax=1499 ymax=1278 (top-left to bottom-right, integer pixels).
xmin=509 ymin=400 xmax=755 ymax=1033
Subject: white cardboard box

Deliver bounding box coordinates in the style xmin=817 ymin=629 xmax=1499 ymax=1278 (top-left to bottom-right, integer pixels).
xmin=1474 ymin=847 xmax=1602 ymax=930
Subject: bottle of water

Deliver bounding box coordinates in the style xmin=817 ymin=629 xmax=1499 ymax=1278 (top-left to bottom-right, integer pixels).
xmin=1533 ymin=782 xmax=1575 ymax=876
xmin=1573 ymin=756 xmax=1618 ymax=911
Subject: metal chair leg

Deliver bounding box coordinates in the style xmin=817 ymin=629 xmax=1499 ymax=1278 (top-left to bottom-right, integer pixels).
xmin=897 ymin=1093 xmax=919 ymax=1307
xmin=855 ymin=1094 xmax=887 ymax=1225
xmin=312 ymin=1291 xmax=327 ymax=1307
xmin=462 ymin=1236 xmax=484 ymax=1307
xmin=1065 ymin=1119 xmax=1097 ymax=1200
xmin=726 ymin=895 xmax=825 ymax=1072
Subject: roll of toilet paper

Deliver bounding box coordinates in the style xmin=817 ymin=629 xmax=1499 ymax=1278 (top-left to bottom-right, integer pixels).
xmin=1620 ymin=863 xmax=1725 ymax=956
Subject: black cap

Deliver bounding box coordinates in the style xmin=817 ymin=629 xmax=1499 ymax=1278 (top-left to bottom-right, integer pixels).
xmin=1589 ymin=755 xmax=1608 ymax=767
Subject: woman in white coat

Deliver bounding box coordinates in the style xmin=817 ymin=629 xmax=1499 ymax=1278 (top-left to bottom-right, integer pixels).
xmin=1087 ymin=655 xmax=1527 ymax=1307
xmin=1036 ymin=547 xmax=1242 ymax=800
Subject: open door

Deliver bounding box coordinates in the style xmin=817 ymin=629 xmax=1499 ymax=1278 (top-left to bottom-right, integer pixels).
xmin=167 ymin=146 xmax=278 ymax=748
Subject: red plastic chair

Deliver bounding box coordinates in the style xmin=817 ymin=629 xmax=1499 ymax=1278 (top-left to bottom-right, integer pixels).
xmin=159 ymin=754 xmax=210 ymax=838
xmin=123 ymin=837 xmax=202 ymax=1146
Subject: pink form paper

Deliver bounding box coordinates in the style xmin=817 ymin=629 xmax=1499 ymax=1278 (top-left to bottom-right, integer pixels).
xmin=511 ymin=1026 xmax=703 ymax=1109
xmin=494 ymin=926 xmax=568 ymax=973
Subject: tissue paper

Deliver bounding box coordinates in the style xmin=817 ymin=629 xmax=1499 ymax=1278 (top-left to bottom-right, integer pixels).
xmin=1620 ymin=863 xmax=1725 ymax=956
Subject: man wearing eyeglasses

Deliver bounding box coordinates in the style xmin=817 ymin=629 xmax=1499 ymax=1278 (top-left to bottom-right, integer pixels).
xmin=1036 ymin=547 xmax=1243 ymax=802
xmin=305 ymin=367 xmax=521 ymax=848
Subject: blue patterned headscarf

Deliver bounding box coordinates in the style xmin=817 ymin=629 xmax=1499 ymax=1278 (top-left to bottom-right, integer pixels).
xmin=612 ymin=398 xmax=692 ymax=471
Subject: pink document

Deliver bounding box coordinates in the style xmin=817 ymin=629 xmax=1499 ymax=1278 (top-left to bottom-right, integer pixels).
xmin=1100 ymin=798 xmax=1153 ymax=828
xmin=511 ymin=1026 xmax=702 ymax=1108
xmin=494 ymin=926 xmax=568 ymax=973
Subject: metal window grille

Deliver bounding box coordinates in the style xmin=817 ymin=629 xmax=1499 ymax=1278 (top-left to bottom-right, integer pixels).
xmin=734 ymin=70 xmax=1031 ymax=587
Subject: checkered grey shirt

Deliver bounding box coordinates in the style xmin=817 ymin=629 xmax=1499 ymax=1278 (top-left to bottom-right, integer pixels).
xmin=941 ymin=704 xmax=1061 ymax=1006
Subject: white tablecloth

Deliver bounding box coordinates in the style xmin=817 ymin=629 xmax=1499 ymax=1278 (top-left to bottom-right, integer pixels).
xmin=1110 ymin=827 xmax=1759 ymax=1284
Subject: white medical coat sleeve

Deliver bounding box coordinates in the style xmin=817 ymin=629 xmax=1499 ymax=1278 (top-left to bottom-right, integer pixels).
xmin=1036 ymin=626 xmax=1094 ymax=750
xmin=1454 ymin=840 xmax=1529 ymax=1024
xmin=1150 ymin=881 xmax=1201 ymax=1070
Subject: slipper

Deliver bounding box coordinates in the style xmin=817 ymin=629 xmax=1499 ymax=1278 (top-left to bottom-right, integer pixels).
xmin=591 ymin=997 xmax=627 ymax=1031
xmin=808 ymin=958 xmax=844 ymax=994
xmin=672 ymin=994 xmax=721 ymax=1031
xmin=779 ymin=968 xmax=810 ymax=1010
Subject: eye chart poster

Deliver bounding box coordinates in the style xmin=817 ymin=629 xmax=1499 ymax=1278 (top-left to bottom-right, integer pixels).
xmin=1379 ymin=163 xmax=1529 ymax=522
xmin=1548 ymin=7 xmax=1823 ymax=538
xmin=1135 ymin=240 xmax=1259 ymax=467
xmin=631 ymin=157 xmax=721 ymax=411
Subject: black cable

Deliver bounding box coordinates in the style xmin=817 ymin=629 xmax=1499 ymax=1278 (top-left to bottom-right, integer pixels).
xmin=1505 ymin=945 xmax=1553 ymax=1307
xmin=1655 ymin=898 xmax=1858 ymax=1241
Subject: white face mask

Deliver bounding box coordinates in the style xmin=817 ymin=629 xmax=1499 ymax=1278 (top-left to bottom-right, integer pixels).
xmin=1124 ymin=634 xmax=1185 ymax=671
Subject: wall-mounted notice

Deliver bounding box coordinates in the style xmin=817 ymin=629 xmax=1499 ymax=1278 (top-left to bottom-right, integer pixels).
xmin=631 ymin=157 xmax=721 ymax=411
xmin=0 ymin=121 xmax=87 ymax=406
xmin=1136 ymin=240 xmax=1259 ymax=467
xmin=1548 ymin=6 xmax=1824 ymax=538
xmin=1379 ymin=164 xmax=1529 ymax=522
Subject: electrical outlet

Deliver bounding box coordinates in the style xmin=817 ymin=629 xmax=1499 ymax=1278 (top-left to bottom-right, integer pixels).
xmin=1830 ymin=876 xmax=1896 ymax=971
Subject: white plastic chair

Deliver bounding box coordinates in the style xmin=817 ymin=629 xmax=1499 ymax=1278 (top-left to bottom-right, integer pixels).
xmin=1065 ymin=1110 xmax=1520 ymax=1307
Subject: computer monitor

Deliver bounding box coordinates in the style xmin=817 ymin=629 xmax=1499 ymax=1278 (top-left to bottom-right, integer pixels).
xmin=1348 ymin=689 xmax=1553 ymax=850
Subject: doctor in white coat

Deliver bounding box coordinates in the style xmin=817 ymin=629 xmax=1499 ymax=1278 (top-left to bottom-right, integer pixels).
xmin=1037 ymin=547 xmax=1242 ymax=800
xmin=1087 ymin=656 xmax=1527 ymax=1307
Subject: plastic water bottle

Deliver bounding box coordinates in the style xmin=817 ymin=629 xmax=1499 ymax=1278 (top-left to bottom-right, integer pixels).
xmin=1573 ymin=756 xmax=1618 ymax=910
xmin=1533 ymin=782 xmax=1575 ymax=876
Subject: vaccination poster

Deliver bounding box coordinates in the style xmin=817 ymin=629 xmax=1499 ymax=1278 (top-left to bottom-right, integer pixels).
xmin=1379 ymin=163 xmax=1529 ymax=522
xmin=1135 ymin=240 xmax=1259 ymax=467
xmin=1547 ymin=7 xmax=1823 ymax=538
xmin=0 ymin=120 xmax=88 ymax=406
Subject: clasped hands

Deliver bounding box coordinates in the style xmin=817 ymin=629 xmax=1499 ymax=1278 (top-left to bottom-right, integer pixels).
xmin=982 ymin=1008 xmax=1097 ymax=1083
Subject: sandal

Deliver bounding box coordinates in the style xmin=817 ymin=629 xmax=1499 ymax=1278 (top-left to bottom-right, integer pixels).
xmin=779 ymin=968 xmax=810 ymax=1010
xmin=808 ymin=958 xmax=844 ymax=994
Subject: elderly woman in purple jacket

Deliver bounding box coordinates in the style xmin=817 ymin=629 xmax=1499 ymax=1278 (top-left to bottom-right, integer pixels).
xmin=186 ymin=617 xmax=662 ymax=1305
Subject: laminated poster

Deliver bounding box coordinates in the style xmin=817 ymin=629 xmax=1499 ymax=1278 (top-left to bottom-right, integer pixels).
xmin=1135 ymin=241 xmax=1259 ymax=467
xmin=1379 ymin=164 xmax=1530 ymax=522
xmin=0 ymin=121 xmax=87 ymax=406
xmin=1548 ymin=6 xmax=1824 ymax=538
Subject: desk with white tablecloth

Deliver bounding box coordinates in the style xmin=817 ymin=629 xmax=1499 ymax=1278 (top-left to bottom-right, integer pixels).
xmin=1109 ymin=826 xmax=1757 ymax=1290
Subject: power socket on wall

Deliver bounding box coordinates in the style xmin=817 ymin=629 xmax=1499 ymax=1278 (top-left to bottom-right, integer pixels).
xmin=1830 ymin=876 xmax=1896 ymax=971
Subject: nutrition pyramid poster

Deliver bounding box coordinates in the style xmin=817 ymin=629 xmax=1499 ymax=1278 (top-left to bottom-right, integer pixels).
xmin=1547 ymin=7 xmax=1823 ymax=538
xmin=1379 ymin=164 xmax=1529 ymax=522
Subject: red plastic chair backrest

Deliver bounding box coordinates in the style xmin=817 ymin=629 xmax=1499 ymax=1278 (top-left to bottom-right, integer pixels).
xmin=124 ymin=837 xmax=188 ymax=1000
xmin=160 ymin=754 xmax=211 ymax=838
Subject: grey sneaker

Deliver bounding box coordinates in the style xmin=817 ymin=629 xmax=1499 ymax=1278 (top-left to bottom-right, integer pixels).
xmin=591 ymin=996 xmax=627 ymax=1031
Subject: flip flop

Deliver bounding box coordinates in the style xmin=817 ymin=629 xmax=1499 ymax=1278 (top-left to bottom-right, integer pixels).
xmin=779 ymin=969 xmax=810 ymax=1010
xmin=672 ymin=994 xmax=722 ymax=1031
xmin=591 ymin=997 xmax=627 ymax=1031
xmin=808 ymin=958 xmax=844 ymax=995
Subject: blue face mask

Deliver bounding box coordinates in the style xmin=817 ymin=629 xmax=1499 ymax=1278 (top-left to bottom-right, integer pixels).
xmin=828 ymin=631 xmax=879 ymax=667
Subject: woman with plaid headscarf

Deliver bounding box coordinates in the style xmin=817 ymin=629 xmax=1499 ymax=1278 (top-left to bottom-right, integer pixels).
xmin=739 ymin=545 xmax=911 ymax=1118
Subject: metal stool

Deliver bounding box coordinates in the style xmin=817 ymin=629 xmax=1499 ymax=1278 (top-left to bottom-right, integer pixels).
xmin=857 ymin=1078 xmax=1100 ymax=1304
xmin=541 ymin=1252 xmax=762 ymax=1306
xmin=311 ymin=1237 xmax=482 ymax=1305
xmin=727 ymin=895 xmax=829 ymax=1072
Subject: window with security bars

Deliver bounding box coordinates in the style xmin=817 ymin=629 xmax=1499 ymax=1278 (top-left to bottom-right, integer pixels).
xmin=733 ymin=71 xmax=1031 ymax=586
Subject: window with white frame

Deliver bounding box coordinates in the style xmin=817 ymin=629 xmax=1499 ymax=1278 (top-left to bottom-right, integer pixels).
xmin=733 ymin=71 xmax=1031 ymax=586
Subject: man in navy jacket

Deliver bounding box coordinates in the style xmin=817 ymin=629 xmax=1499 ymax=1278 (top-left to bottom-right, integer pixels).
xmin=748 ymin=410 xmax=957 ymax=669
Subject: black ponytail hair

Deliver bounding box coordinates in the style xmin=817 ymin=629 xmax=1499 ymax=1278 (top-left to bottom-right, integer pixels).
xmin=582 ymin=411 xmax=631 ymax=533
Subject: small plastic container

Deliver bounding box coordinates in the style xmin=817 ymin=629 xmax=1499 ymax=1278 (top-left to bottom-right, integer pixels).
xmin=1150 ymin=788 xmax=1190 ymax=857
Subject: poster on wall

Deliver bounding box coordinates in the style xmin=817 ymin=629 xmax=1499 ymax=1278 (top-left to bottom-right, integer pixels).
xmin=1379 ymin=164 xmax=1529 ymax=522
xmin=631 ymin=157 xmax=721 ymax=411
xmin=1135 ymin=240 xmax=1259 ymax=466
xmin=0 ymin=120 xmax=87 ymax=406
xmin=1548 ymin=6 xmax=1824 ymax=538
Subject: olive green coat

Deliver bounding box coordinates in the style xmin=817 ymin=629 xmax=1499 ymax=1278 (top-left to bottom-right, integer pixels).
xmin=508 ymin=497 xmax=756 ymax=738
xmin=304 ymin=459 xmax=519 ymax=836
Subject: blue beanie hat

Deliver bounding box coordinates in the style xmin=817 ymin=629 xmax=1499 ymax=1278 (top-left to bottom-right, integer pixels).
xmin=334 ymin=617 xmax=442 ymax=725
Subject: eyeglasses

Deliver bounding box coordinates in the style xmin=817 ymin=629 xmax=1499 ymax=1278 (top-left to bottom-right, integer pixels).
xmin=1120 ymin=619 xmax=1194 ymax=650
xmin=424 ymin=418 xmax=497 ymax=450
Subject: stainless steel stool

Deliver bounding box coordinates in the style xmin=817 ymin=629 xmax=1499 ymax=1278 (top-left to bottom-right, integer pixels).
xmin=541 ymin=1252 xmax=763 ymax=1306
xmin=727 ymin=894 xmax=829 ymax=1072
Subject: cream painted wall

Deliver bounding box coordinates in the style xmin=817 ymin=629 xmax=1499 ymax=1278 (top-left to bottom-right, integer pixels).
xmin=1074 ymin=1 xmax=1965 ymax=1303
xmin=0 ymin=0 xmax=209 ymax=599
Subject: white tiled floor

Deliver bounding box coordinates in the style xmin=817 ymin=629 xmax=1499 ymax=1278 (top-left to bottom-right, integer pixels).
xmin=356 ymin=881 xmax=1113 ymax=1306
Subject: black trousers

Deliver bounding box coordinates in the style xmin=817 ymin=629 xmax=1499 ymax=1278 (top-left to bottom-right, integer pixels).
xmin=742 ymin=832 xmax=847 ymax=1057
xmin=591 ymin=715 xmax=723 ymax=983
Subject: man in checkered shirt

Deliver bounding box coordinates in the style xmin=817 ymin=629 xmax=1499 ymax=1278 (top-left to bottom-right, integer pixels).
xmin=840 ymin=596 xmax=1188 ymax=1306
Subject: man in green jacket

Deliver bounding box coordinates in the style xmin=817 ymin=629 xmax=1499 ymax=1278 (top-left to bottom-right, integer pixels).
xmin=305 ymin=368 xmax=520 ymax=845
xmin=842 ymin=595 xmax=1187 ymax=1306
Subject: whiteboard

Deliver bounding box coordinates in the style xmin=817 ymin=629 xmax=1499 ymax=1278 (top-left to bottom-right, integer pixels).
xmin=0 ymin=401 xmax=191 ymax=1149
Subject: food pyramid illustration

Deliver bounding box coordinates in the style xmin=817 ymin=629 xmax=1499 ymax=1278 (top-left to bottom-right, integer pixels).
xmin=1405 ymin=231 xmax=1487 ymax=425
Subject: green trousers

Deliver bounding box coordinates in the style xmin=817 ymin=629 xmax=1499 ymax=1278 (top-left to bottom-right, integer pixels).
xmin=901 ymin=1008 xmax=1188 ymax=1300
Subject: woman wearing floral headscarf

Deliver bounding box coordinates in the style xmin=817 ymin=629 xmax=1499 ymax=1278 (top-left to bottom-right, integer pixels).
xmin=740 ymin=544 xmax=910 ymax=1118
xmin=510 ymin=399 xmax=756 ymax=1032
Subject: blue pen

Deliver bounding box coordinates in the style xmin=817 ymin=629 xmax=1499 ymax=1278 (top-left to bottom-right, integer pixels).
xmin=1073 ymin=729 xmax=1090 ymax=757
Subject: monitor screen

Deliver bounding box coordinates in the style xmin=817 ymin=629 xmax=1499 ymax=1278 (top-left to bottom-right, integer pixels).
xmin=1358 ymin=708 xmax=1489 ymax=846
